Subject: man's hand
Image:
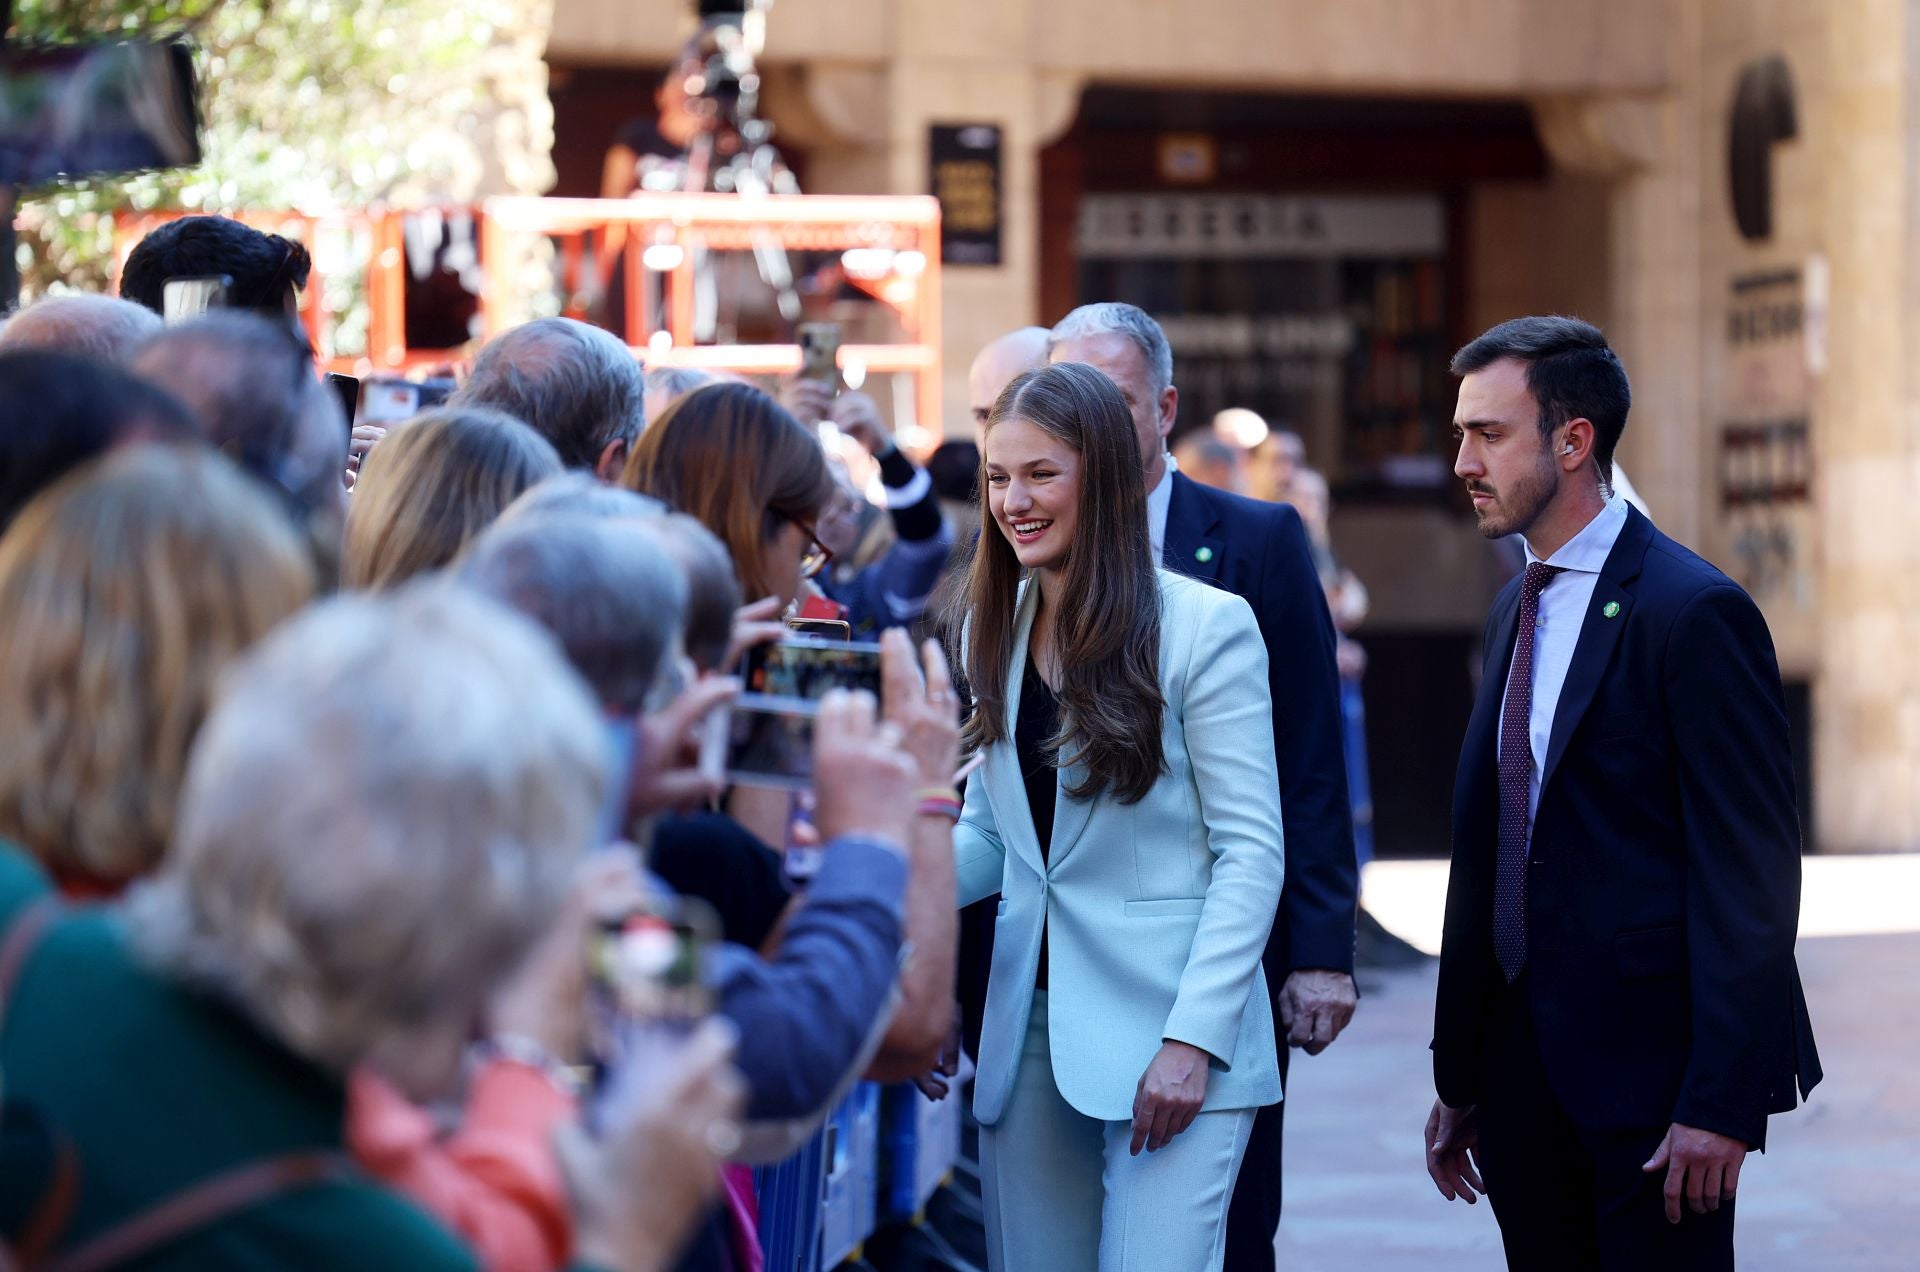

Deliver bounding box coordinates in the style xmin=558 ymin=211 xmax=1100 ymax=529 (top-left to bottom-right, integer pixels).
xmin=829 ymin=390 xmax=892 ymax=455
xmin=1424 ymin=1099 xmax=1485 ymax=1204
xmin=811 ymin=689 xmax=916 ymax=849
xmin=779 ymin=376 xmax=834 ymax=428
xmin=1278 ymin=969 xmax=1358 ymax=1054
xmin=1130 ymin=1040 xmax=1211 ymax=1155
xmin=724 ymin=596 xmax=787 ymax=672
xmin=1643 ymin=1122 xmax=1747 ymax=1223
xmin=629 ymin=676 xmax=738 ymax=820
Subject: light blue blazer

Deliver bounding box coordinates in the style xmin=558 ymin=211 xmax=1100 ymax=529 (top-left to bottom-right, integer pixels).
xmin=956 ymin=569 xmax=1286 ymax=1125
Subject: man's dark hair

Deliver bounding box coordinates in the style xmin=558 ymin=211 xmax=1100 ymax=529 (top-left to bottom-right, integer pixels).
xmin=0 ymin=349 xmax=200 ymax=532
xmin=1449 ymin=315 xmax=1631 ymax=485
xmin=120 ymin=216 xmax=313 ymax=317
xmin=454 ymin=318 xmax=645 ymax=471
xmin=927 ymin=439 xmax=981 ymax=505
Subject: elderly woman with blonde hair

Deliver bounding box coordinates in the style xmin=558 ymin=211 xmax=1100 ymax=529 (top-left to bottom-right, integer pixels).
xmin=0 ymin=444 xmax=316 ymax=894
xmin=343 ymin=406 xmax=562 ymax=590
xmin=0 ymin=584 xmax=748 ymax=1270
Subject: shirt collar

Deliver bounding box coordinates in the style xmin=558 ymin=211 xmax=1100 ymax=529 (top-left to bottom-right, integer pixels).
xmin=1146 ymin=452 xmax=1177 ymax=549
xmin=1525 ymin=493 xmax=1629 ymax=575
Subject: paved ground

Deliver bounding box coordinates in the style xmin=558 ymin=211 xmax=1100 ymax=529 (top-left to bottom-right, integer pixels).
xmin=1271 ymin=858 xmax=1920 ymax=1270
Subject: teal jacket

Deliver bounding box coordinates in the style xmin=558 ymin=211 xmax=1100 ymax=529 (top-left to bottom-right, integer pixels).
xmin=0 ymin=845 xmax=478 ymax=1270
xmin=956 ymin=570 xmax=1287 ymax=1125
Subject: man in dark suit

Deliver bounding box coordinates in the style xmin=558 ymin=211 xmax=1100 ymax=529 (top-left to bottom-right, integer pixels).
xmin=1051 ymin=304 xmax=1360 ymax=1272
xmin=1425 ymin=316 xmax=1821 ymax=1269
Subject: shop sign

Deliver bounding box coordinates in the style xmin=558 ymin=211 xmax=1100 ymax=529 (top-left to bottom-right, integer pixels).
xmin=930 ymin=123 xmax=1002 ymax=266
xmin=1076 ymin=193 xmax=1444 ymax=260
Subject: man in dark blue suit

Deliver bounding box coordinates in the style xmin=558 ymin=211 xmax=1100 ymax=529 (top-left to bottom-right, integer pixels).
xmin=1051 ymin=304 xmax=1360 ymax=1272
xmin=1425 ymin=317 xmax=1821 ymax=1270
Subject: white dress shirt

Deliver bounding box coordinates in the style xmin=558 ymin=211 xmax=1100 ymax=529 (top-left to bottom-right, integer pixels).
xmin=1146 ymin=452 xmax=1177 ymax=559
xmin=1498 ymin=494 xmax=1630 ymax=830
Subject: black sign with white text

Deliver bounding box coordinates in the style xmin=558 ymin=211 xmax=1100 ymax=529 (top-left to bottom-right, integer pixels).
xmin=930 ymin=123 xmax=1002 ymax=266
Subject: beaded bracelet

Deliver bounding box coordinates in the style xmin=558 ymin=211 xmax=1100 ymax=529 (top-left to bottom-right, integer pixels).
xmin=916 ymin=794 xmax=963 ymax=821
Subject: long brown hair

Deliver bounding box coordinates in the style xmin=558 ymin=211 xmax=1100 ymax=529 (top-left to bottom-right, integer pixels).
xmin=619 ymin=382 xmax=836 ymax=602
xmin=959 ymin=362 xmax=1165 ymax=803
xmin=0 ymin=445 xmax=317 ymax=890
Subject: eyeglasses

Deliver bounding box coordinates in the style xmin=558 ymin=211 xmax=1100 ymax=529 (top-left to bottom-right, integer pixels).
xmin=797 ymin=520 xmax=834 ymax=579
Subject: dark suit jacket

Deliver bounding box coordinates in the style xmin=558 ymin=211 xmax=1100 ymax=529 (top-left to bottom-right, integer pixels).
xmin=1162 ymin=471 xmax=1358 ymax=978
xmin=1432 ymin=506 xmax=1821 ymax=1147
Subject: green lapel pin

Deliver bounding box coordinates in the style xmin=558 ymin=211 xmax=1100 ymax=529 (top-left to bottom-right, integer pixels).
xmin=1603 ymin=601 xmax=1621 ymax=619
xmin=1195 ymin=546 xmax=1214 ymax=564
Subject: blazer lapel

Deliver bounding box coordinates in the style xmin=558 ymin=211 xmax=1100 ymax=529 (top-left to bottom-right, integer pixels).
xmin=1046 ymin=763 xmax=1096 ymax=872
xmin=1161 ymin=472 xmax=1224 ymax=584
xmin=1539 ymin=507 xmax=1654 ymax=794
xmin=982 ymin=579 xmax=1047 ymax=876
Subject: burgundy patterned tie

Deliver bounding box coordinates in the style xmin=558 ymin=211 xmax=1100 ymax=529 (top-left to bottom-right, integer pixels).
xmin=1494 ymin=561 xmax=1564 ymax=983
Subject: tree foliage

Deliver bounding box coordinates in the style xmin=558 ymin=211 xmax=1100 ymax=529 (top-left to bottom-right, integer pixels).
xmin=9 ymin=0 xmax=555 ymax=337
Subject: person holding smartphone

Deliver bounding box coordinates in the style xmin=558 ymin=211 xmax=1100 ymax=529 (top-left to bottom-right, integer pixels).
xmin=952 ymin=362 xmax=1285 ymax=1272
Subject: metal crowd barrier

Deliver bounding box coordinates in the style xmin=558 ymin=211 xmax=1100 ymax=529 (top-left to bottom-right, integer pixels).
xmin=755 ymin=1080 xmax=964 ymax=1271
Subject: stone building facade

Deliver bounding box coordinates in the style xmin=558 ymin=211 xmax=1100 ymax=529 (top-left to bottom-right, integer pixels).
xmin=546 ymin=0 xmax=1920 ymax=853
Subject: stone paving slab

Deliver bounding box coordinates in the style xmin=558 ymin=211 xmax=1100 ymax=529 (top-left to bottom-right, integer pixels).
xmin=1271 ymin=930 xmax=1920 ymax=1270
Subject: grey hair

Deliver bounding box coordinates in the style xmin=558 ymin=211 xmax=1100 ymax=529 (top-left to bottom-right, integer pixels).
xmin=126 ymin=582 xmax=609 ymax=1076
xmin=458 ymin=513 xmax=689 ymax=713
xmin=1048 ymin=302 xmax=1175 ymax=398
xmin=498 ymin=471 xmax=666 ymax=526
xmin=644 ymin=365 xmax=717 ymax=403
xmin=0 ymin=294 xmax=163 ymax=363
xmin=455 ymin=317 xmax=645 ymax=470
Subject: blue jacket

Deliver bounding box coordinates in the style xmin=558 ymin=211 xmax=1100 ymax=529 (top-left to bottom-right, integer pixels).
xmin=707 ymin=835 xmax=905 ymax=1122
xmin=956 ymin=571 xmax=1285 ymax=1124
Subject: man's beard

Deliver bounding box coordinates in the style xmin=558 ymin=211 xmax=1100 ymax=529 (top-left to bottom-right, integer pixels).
xmin=1468 ymin=454 xmax=1556 ymax=540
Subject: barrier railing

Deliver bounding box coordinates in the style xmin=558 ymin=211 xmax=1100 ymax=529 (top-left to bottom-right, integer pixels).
xmin=756 ymin=1080 xmax=963 ymax=1271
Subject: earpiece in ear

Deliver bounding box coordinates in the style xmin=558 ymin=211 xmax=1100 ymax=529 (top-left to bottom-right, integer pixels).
xmin=1563 ymin=443 xmax=1575 ymax=455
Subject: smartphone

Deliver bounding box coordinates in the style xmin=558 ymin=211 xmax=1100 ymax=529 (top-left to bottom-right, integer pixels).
xmin=584 ymin=889 xmax=721 ymax=1130
xmin=162 ymin=275 xmax=230 ymax=323
xmin=724 ymin=695 xmax=821 ymax=791
xmin=325 ymin=373 xmax=360 ymax=427
xmin=741 ymin=637 xmax=882 ymax=700
xmin=357 ymin=374 xmax=456 ymax=425
xmin=797 ymin=321 xmax=841 ymax=390
xmin=0 ymin=40 xmax=201 ymax=186
xmin=786 ymin=617 xmax=853 ymax=641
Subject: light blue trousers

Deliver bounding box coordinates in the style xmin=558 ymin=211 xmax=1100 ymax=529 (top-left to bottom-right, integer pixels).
xmin=978 ymin=990 xmax=1255 ymax=1272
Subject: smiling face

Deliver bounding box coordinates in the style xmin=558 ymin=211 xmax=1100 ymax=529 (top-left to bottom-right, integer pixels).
xmin=1452 ymin=357 xmax=1560 ymax=541
xmin=984 ymin=415 xmax=1081 ymax=577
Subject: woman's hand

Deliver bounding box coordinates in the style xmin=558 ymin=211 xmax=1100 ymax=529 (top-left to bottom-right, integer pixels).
xmin=1130 ymin=1040 xmax=1211 ymax=1155
xmin=880 ymin=629 xmax=960 ymax=787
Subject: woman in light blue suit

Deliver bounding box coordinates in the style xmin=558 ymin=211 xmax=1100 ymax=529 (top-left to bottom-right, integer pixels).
xmin=953 ymin=362 xmax=1285 ymax=1271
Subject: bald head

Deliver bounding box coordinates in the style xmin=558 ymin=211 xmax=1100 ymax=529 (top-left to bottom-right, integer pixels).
xmin=967 ymin=326 xmax=1050 ymax=442
xmin=0 ymin=294 xmax=162 ymax=363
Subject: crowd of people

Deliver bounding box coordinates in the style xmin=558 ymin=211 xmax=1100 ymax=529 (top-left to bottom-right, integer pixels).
xmin=0 ymin=210 xmax=1821 ymax=1272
